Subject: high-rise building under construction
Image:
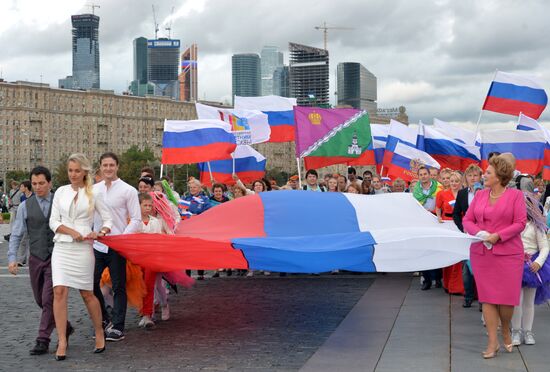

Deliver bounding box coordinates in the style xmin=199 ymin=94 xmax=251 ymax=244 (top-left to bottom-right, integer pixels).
xmin=288 ymin=42 xmax=329 ymax=107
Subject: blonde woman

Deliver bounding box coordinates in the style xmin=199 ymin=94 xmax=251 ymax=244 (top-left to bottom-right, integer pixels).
xmin=49 ymin=154 xmax=113 ymax=361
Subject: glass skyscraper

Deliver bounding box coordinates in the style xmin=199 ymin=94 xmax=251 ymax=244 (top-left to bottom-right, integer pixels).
xmin=147 ymin=38 xmax=180 ymax=100
xmin=71 ymin=14 xmax=100 ymax=90
xmin=273 ymin=66 xmax=290 ymax=97
xmin=129 ymin=37 xmax=153 ymax=96
xmin=260 ymin=46 xmax=283 ymax=96
xmin=232 ymin=53 xmax=261 ymax=104
xmin=337 ymin=62 xmax=377 ymax=114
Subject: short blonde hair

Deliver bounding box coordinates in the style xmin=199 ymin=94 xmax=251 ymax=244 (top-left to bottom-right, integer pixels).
xmin=464 ymin=164 xmax=482 ymax=176
xmin=449 ymin=172 xmax=462 ymax=184
xmin=489 ymin=155 xmax=514 ymax=187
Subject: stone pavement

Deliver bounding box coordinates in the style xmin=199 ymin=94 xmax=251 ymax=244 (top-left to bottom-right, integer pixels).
xmin=2 ymin=218 xmax=550 ymax=371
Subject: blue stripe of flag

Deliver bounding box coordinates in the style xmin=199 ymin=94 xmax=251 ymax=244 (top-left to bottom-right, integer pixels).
xmin=162 ymin=128 xmax=236 ymax=149
xmin=488 ymin=82 xmax=548 ymax=106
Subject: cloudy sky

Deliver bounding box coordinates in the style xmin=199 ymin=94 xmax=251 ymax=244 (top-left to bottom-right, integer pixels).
xmin=1 ymin=0 xmax=550 ymax=128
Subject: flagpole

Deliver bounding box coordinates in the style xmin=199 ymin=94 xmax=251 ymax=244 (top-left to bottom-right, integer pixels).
xmin=475 ymin=69 xmax=499 ymax=138
xmin=207 ymin=161 xmax=214 ymax=184
xmin=380 ymin=165 xmax=385 ymax=177
xmin=296 ymin=157 xmax=302 ymax=189
xmin=160 ymin=164 xmax=164 ymax=178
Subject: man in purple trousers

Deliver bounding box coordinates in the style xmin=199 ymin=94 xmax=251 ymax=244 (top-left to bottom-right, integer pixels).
xmin=7 ymin=166 xmax=73 ymax=355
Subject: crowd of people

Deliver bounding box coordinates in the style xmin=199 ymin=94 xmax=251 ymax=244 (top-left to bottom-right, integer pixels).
xmin=5 ymin=150 xmax=550 ymax=361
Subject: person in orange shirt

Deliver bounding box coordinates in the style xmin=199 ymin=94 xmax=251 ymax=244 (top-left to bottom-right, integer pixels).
xmin=436 ymin=172 xmax=465 ymax=295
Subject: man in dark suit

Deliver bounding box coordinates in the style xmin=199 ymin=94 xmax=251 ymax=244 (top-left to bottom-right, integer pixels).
xmin=453 ymin=164 xmax=483 ymax=308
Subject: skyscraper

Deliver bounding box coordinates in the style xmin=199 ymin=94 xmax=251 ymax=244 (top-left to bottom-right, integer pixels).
xmin=289 ymin=42 xmax=329 ymax=107
xmin=129 ymin=37 xmax=153 ymax=96
xmin=178 ymin=44 xmax=198 ymax=102
xmin=232 ymin=53 xmax=261 ymax=104
xmin=147 ymin=38 xmax=180 ymax=100
xmin=337 ymin=62 xmax=377 ymax=114
xmin=273 ymin=66 xmax=290 ymax=97
xmin=71 ymin=14 xmax=100 ymax=89
xmin=260 ymin=46 xmax=284 ymax=95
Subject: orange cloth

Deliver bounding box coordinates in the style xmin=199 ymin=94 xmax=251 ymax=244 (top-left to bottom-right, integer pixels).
xmin=100 ymin=261 xmax=146 ymax=312
xmin=442 ymin=263 xmax=465 ymax=295
xmin=436 ymin=189 xmax=457 ymax=220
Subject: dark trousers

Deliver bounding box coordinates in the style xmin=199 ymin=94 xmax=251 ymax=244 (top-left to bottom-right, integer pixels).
xmin=462 ymin=260 xmax=475 ymax=302
xmin=28 ymin=255 xmax=55 ymax=343
xmin=422 ymin=269 xmax=442 ymax=283
xmin=93 ymin=249 xmax=127 ymax=331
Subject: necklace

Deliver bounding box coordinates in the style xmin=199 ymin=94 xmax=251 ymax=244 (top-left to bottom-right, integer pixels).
xmin=489 ymin=189 xmax=505 ymax=199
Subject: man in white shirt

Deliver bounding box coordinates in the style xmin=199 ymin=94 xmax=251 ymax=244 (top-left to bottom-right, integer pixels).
xmin=93 ymin=152 xmax=141 ymax=342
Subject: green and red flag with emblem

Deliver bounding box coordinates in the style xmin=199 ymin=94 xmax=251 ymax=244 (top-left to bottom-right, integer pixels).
xmin=294 ymin=107 xmax=374 ymax=169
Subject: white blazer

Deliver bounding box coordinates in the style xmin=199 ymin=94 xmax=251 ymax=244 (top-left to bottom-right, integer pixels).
xmin=49 ymin=185 xmax=113 ymax=243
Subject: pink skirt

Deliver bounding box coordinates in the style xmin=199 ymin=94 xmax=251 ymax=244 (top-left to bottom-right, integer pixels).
xmin=470 ymin=244 xmax=523 ymax=306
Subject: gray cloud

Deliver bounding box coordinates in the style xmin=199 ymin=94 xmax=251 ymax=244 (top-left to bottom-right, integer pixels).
xmin=1 ymin=0 xmax=549 ymax=124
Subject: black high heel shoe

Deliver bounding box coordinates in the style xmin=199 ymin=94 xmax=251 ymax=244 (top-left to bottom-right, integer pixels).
xmin=93 ymin=346 xmax=106 ymax=354
xmin=55 ymin=354 xmax=66 ymax=361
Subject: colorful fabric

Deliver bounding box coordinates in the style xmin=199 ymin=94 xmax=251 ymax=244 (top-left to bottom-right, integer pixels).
xmin=482 ymin=71 xmax=548 ymax=119
xmin=433 ymin=118 xmax=476 ymax=145
xmin=294 ymin=107 xmax=374 ymax=169
xmin=234 ymin=95 xmax=296 ymax=142
xmin=516 ymin=113 xmax=550 ymax=180
xmin=181 ymin=192 xmax=211 ymax=215
xmin=382 ymin=119 xmax=418 ymax=169
xmin=161 ymin=119 xmax=236 ymax=164
xmin=101 ymin=192 xmax=476 ymax=274
xmin=413 ymin=180 xmax=441 ymax=205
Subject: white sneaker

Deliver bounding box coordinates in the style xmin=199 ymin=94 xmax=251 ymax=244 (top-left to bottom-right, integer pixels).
xmin=524 ymin=331 xmax=535 ymax=345
xmin=161 ymin=304 xmax=170 ymax=321
xmin=138 ymin=317 xmax=145 ymax=328
xmin=511 ymin=329 xmax=522 ymax=346
xmin=140 ymin=316 xmax=155 ymax=328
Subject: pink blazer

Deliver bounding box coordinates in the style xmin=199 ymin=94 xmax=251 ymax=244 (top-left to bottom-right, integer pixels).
xmin=463 ymin=188 xmax=526 ymax=256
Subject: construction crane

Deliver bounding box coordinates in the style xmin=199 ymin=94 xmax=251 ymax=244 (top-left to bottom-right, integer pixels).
xmin=87 ymin=3 xmax=100 ymax=15
xmin=152 ymin=5 xmax=159 ymax=39
xmin=314 ymin=22 xmax=354 ymax=50
xmin=165 ymin=6 xmax=175 ymax=39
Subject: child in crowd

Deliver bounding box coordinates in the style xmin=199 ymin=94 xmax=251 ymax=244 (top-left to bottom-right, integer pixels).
xmin=138 ymin=193 xmax=170 ymax=328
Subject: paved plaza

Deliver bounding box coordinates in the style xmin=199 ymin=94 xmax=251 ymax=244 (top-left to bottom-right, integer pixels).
xmin=1 ymin=222 xmax=550 ymax=371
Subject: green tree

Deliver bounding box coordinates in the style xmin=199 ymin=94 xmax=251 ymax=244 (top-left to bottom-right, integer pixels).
xmin=6 ymin=170 xmax=29 ymax=183
xmin=117 ymin=146 xmax=158 ymax=185
xmin=52 ymin=155 xmax=69 ymax=189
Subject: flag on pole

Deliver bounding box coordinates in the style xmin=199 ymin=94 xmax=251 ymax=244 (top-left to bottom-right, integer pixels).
xmin=387 ymin=142 xmax=441 ymax=182
xmin=294 ymin=107 xmax=374 ymax=170
xmin=370 ymin=124 xmax=390 ymax=172
xmin=198 ymin=145 xmax=266 ymax=187
xmin=516 ymin=113 xmax=550 ymax=180
xmin=433 ymin=118 xmax=477 ymax=145
xmin=161 ymin=119 xmax=236 ymax=164
xmin=482 ymin=71 xmax=548 ymax=119
xmin=478 ymin=129 xmax=546 ymax=174
xmin=234 ymin=95 xmax=296 ymax=142
xmin=417 ymin=123 xmax=480 ymax=171
xmin=195 ymin=103 xmax=271 ymax=144
xmin=382 ymin=119 xmax=418 ymax=169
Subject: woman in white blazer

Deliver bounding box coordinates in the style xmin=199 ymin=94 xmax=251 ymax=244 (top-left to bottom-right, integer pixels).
xmin=49 ymin=153 xmax=113 ymax=361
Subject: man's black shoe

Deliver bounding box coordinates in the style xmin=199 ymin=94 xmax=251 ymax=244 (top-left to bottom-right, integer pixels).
xmin=421 ymin=281 xmax=432 ymax=291
xmin=435 ymin=280 xmax=443 ymax=288
xmin=463 ymin=299 xmax=473 ymax=308
xmin=29 ymin=340 xmax=49 ymax=355
xmin=4 ymin=234 xmax=10 ymax=242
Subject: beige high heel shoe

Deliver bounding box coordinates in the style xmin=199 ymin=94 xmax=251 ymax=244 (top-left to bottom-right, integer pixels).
xmin=482 ymin=345 xmax=500 ymax=359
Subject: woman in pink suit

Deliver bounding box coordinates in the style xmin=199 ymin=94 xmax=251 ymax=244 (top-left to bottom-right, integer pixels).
xmin=463 ymin=155 xmax=526 ymax=359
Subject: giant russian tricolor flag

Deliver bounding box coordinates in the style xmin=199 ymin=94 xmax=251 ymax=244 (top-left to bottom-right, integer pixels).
xmin=417 ymin=123 xmax=480 ymax=171
xmin=234 ymin=95 xmax=297 ymax=142
xmin=101 ymin=192 xmax=476 ymax=274
xmin=516 ymin=113 xmax=550 ymax=180
xmin=198 ymin=145 xmax=267 ymax=187
xmin=382 ymin=119 xmax=418 ymax=169
xmin=387 ymin=142 xmax=441 ymax=182
xmin=478 ymin=129 xmax=546 ymax=174
xmin=161 ymin=119 xmax=237 ymax=164
xmin=482 ymin=71 xmax=548 ymax=119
